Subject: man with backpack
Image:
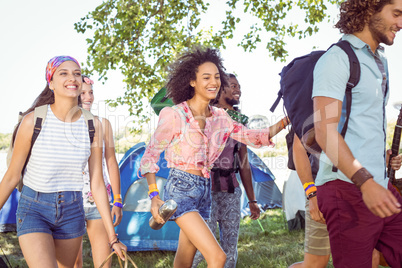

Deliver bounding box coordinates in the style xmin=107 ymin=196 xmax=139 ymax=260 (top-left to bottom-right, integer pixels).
xmin=312 ymin=0 xmax=402 ymax=266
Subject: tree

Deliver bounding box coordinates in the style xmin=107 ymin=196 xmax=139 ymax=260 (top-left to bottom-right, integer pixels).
xmin=75 ymin=0 xmax=341 ymax=126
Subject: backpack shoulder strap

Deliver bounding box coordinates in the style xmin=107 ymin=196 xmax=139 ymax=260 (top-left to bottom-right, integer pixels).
xmin=80 ymin=108 xmax=95 ymax=144
xmin=331 ymin=40 xmax=361 ymax=172
xmin=32 ymin=105 xmax=48 ymax=144
xmin=18 ymin=105 xmax=48 ymax=190
xmin=335 ymin=40 xmax=361 ymax=90
xmin=335 ymin=40 xmax=360 ymax=138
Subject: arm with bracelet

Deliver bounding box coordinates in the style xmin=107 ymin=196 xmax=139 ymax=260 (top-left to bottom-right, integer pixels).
xmin=140 ymin=107 xmax=181 ymax=224
xmin=102 ymin=117 xmax=123 ymax=227
xmin=146 ymin=174 xmax=165 ymax=224
xmin=293 ymin=134 xmax=325 ymax=224
xmin=89 ymin=118 xmax=127 ymax=260
xmin=314 ymin=96 xmax=401 ymax=218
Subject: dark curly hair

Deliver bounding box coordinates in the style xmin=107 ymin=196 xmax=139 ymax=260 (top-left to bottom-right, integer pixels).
xmin=335 ymin=0 xmax=393 ymax=34
xmin=166 ymin=47 xmax=227 ymax=104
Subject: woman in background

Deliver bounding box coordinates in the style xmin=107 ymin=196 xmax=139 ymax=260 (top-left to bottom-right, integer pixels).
xmin=74 ymin=75 xmax=123 ymax=267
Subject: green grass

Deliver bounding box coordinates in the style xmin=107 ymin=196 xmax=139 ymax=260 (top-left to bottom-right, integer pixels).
xmin=0 ymin=209 xmax=330 ymax=268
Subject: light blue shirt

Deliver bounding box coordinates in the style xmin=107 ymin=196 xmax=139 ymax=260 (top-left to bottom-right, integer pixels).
xmin=312 ymin=34 xmax=389 ymax=188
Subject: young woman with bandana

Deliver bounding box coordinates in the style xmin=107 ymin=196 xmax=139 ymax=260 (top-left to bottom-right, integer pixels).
xmin=0 ymin=56 xmax=126 ymax=267
xmin=139 ymin=47 xmax=287 ymax=268
xmin=74 ymin=75 xmax=122 ymax=268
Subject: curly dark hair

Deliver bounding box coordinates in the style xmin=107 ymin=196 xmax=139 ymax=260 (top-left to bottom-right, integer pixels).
xmin=335 ymin=0 xmax=393 ymax=34
xmin=166 ymin=47 xmax=227 ymax=104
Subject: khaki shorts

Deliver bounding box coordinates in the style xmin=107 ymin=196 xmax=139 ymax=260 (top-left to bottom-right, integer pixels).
xmin=304 ymin=199 xmax=331 ymax=255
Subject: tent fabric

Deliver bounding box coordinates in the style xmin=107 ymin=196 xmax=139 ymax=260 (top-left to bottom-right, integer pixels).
xmin=118 ymin=142 xmax=283 ymax=251
xmin=116 ymin=142 xmax=180 ymax=251
xmin=239 ymin=149 xmax=282 ymax=217
xmin=0 ymin=189 xmax=20 ymax=232
xmin=282 ymin=170 xmax=306 ymax=231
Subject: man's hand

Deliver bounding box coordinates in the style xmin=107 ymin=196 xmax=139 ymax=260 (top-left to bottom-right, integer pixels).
xmin=309 ymin=196 xmax=326 ymax=224
xmin=249 ymin=202 xmax=260 ymax=220
xmin=387 ymin=149 xmax=402 ymax=171
xmin=361 ymin=179 xmax=401 ymax=218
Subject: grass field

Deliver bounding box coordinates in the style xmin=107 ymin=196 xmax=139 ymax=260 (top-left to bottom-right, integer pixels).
xmin=0 ymin=209 xmax=329 ymax=268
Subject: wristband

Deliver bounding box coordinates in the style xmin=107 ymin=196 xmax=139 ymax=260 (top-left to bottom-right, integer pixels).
xmin=304 ymin=184 xmax=315 ymax=192
xmin=149 ymin=191 xmax=159 ymax=200
xmin=148 ymin=183 xmax=158 ymax=190
xmin=303 ymin=182 xmax=314 ymax=190
xmin=351 ymin=167 xmax=373 ymax=189
xmin=148 ymin=189 xmax=159 ymax=196
xmin=305 ymin=186 xmax=317 ymax=196
xmin=248 ymin=200 xmax=257 ymax=204
xmin=113 ymin=201 xmax=123 ymax=208
xmin=281 ymin=117 xmax=290 ymax=129
xmin=280 ymin=118 xmax=286 ymax=129
xmin=114 ymin=194 xmax=122 ymax=200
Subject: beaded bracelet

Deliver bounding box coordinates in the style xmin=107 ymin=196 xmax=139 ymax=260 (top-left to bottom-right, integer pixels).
xmin=113 ymin=201 xmax=123 ymax=208
xmin=108 ymin=237 xmax=120 ymax=249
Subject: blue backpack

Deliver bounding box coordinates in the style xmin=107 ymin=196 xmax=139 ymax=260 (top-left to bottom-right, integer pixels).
xmin=270 ymin=40 xmax=360 ymax=171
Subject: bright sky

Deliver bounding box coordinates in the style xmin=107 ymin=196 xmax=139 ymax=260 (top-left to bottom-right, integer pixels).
xmin=1 ymin=1 xmax=401 ymax=135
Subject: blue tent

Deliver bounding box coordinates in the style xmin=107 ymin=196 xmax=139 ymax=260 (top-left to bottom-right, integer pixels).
xmin=116 ymin=142 xmax=180 ymax=251
xmin=0 ymin=189 xmax=20 ymax=232
xmin=238 ymin=149 xmax=282 ymax=217
xmin=117 ymin=142 xmax=282 ymax=251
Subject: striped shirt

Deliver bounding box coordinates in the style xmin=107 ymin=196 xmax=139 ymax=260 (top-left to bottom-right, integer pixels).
xmin=24 ymin=105 xmax=91 ymax=192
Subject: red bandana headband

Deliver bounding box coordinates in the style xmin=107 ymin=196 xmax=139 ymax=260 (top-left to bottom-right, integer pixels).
xmin=45 ymin=56 xmax=80 ymax=85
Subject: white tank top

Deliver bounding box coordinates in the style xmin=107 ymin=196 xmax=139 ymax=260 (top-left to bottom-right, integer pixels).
xmin=24 ymin=105 xmax=91 ymax=192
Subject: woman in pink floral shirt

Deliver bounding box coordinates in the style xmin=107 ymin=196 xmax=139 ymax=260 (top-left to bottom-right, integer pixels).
xmin=140 ymin=47 xmax=285 ymax=268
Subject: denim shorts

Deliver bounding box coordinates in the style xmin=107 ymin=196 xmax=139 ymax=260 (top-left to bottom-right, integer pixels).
xmin=16 ymin=186 xmax=86 ymax=239
xmin=164 ymin=169 xmax=211 ymax=220
xmin=84 ymin=206 xmax=102 ymax=221
xmin=84 ymin=205 xmax=112 ymax=221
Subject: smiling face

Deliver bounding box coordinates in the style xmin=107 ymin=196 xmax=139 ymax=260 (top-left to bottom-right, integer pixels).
xmin=190 ymin=61 xmax=221 ymax=101
xmin=221 ymin=76 xmax=241 ymax=106
xmin=49 ymin=61 xmax=82 ymax=99
xmin=80 ymin=83 xmax=94 ymax=111
xmin=369 ymin=0 xmax=402 ymax=46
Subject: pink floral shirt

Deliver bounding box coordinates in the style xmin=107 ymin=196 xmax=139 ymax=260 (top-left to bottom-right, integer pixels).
xmin=140 ymin=101 xmax=274 ymax=178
